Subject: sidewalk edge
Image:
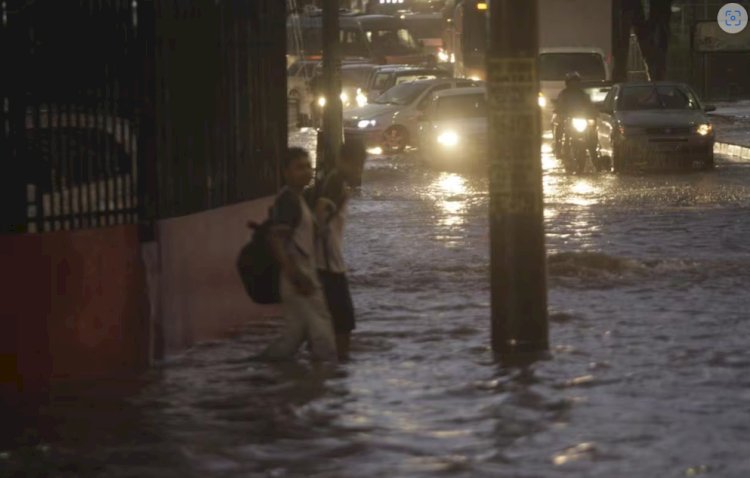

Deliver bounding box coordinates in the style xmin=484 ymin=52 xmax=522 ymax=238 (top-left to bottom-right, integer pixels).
xmin=715 ymin=142 xmax=750 ymax=161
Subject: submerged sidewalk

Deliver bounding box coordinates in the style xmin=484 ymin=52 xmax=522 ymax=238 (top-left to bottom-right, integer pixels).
xmin=711 ymin=101 xmax=750 ymax=160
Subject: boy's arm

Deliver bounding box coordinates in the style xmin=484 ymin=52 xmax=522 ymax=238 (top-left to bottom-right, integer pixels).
xmin=315 ymin=171 xmax=348 ymax=225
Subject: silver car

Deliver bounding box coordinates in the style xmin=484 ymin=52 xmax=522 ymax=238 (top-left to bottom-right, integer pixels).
xmin=364 ymin=65 xmax=452 ymax=102
xmin=417 ymin=86 xmax=488 ymax=169
xmin=597 ymin=82 xmax=717 ymax=171
xmin=344 ymin=77 xmax=479 ymax=153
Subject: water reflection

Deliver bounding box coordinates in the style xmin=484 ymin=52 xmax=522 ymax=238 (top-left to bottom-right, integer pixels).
xmin=434 ymin=173 xmax=467 ymax=196
xmin=429 ymin=173 xmax=470 ymax=232
xmin=569 ymin=179 xmax=598 ymax=206
xmin=552 ymin=442 xmax=598 ymax=466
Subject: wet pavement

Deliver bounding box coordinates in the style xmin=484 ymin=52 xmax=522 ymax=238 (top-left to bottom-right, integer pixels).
xmin=3 ymin=132 xmax=750 ymax=477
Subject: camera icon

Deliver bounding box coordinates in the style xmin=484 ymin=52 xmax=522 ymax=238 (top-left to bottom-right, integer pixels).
xmin=718 ymin=3 xmax=748 ymax=34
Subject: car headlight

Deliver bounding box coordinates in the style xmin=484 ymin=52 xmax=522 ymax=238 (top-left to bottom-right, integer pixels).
xmin=317 ymin=96 xmax=326 ymax=107
xmin=340 ymin=92 xmax=349 ymax=105
xmin=437 ymin=49 xmax=450 ymax=63
xmin=572 ymin=118 xmax=588 ymax=132
xmin=437 ymin=131 xmax=459 ymax=147
xmin=696 ymin=123 xmax=713 ymax=136
xmin=538 ymin=93 xmax=547 ymax=109
xmin=358 ymin=119 xmax=377 ymax=129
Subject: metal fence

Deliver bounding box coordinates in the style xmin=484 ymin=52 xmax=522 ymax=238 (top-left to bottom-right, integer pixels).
xmin=153 ymin=0 xmax=287 ymax=219
xmin=0 ymin=0 xmax=288 ymax=234
xmin=1 ymin=0 xmax=148 ymax=233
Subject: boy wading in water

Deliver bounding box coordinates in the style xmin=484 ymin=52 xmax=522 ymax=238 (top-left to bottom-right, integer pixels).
xmin=257 ymin=147 xmax=337 ymax=362
xmin=313 ymin=141 xmax=365 ymax=361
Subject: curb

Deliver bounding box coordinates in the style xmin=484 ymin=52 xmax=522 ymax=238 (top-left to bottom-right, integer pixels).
xmin=715 ymin=142 xmax=750 ymax=161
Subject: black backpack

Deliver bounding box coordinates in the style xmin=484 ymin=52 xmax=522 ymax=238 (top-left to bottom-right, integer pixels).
xmin=236 ymin=208 xmax=280 ymax=304
xmin=236 ymin=189 xmax=305 ymax=304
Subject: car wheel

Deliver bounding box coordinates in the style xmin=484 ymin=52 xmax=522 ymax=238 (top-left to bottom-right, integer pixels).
xmin=383 ymin=126 xmax=408 ymax=154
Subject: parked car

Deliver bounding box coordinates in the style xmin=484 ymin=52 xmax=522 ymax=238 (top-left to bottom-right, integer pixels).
xmin=416 ymin=86 xmax=487 ymax=169
xmin=364 ymin=64 xmax=452 ymax=102
xmin=596 ymin=82 xmax=716 ymax=171
xmin=344 ymin=77 xmax=480 ymax=153
xmin=23 ymin=105 xmax=137 ymax=208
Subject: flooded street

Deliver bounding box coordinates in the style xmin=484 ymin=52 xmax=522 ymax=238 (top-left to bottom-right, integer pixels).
xmin=4 ymin=136 xmax=750 ymax=477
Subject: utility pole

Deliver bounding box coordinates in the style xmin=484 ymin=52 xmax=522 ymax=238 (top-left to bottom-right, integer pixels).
xmin=320 ymin=0 xmax=343 ymax=176
xmin=487 ymin=0 xmax=549 ymax=358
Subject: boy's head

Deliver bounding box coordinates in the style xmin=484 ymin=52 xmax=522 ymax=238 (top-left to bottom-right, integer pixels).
xmin=283 ymin=147 xmax=314 ymax=189
xmin=339 ymin=139 xmax=366 ymax=186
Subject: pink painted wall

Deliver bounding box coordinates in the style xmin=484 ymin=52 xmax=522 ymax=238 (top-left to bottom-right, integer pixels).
xmin=0 ymin=195 xmax=281 ymax=419
xmin=152 ymin=195 xmax=281 ymax=356
xmin=0 ymin=225 xmax=150 ymax=412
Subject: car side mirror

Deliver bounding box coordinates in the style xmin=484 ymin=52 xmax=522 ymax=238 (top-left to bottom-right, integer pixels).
xmin=704 ymin=104 xmax=716 ymax=112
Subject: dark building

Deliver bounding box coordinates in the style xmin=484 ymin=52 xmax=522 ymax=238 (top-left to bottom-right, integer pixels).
xmin=667 ymin=0 xmax=750 ymax=100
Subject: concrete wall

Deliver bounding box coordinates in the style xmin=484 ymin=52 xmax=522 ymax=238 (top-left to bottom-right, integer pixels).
xmin=151 ymin=195 xmax=281 ymax=357
xmin=0 ymin=195 xmax=281 ymax=428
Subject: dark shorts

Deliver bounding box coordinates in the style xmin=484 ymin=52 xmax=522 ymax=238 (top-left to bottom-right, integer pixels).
xmin=317 ymin=270 xmax=355 ymax=333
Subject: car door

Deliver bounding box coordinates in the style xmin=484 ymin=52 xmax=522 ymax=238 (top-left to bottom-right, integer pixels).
xmin=402 ymin=81 xmax=453 ymax=141
xmin=597 ymin=86 xmax=618 ymax=156
xmin=416 ymin=93 xmax=439 ymax=151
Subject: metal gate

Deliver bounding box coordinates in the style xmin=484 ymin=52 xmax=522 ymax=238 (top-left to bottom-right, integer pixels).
xmin=1 ymin=0 xmax=288 ymax=233
xmin=1 ymin=0 xmax=150 ymax=233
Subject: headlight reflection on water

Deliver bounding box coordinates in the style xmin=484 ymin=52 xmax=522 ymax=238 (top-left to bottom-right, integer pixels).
xmin=430 ymin=173 xmax=470 ymax=232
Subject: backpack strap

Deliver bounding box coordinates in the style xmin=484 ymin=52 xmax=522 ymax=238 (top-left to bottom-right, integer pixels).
xmin=270 ymin=188 xmax=308 ymax=258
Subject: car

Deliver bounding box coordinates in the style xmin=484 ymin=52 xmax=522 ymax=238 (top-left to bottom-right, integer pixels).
xmin=344 ymin=77 xmax=480 ymax=153
xmin=416 ymin=86 xmax=487 ymax=169
xmin=23 ymin=105 xmax=137 ymax=214
xmin=596 ymin=82 xmax=717 ymax=172
xmin=363 ymin=64 xmax=452 ymax=102
xmin=310 ymin=62 xmax=378 ymax=112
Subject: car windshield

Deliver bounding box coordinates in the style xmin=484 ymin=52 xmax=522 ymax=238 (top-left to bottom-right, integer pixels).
xmin=618 ymin=85 xmax=701 ymax=111
xmin=539 ymin=53 xmax=606 ymax=81
xmin=435 ymin=94 xmax=486 ymax=119
xmin=373 ymin=81 xmax=433 ymax=105
xmin=395 ymin=73 xmax=441 ymax=85
xmin=367 ymin=28 xmax=421 ymax=54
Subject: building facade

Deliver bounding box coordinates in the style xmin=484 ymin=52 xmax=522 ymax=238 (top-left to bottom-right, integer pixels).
xmin=667 ymin=0 xmax=750 ymax=100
